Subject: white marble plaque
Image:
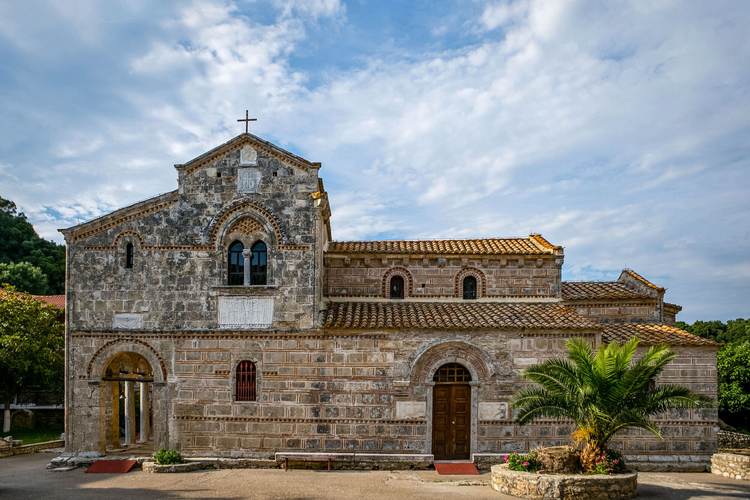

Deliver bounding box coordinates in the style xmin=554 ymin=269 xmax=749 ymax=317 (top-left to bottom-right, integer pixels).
xmin=396 ymin=401 xmax=426 ymax=419
xmin=238 ymin=168 xmax=262 ymax=194
xmin=479 ymin=402 xmax=508 ymax=420
xmin=240 ymin=145 xmax=257 ymax=166
xmin=218 ymin=297 xmax=273 ymax=328
xmin=113 ymin=313 xmax=142 ymax=329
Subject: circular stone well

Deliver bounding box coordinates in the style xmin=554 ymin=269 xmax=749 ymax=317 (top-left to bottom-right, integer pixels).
xmin=491 ymin=464 xmax=637 ymax=500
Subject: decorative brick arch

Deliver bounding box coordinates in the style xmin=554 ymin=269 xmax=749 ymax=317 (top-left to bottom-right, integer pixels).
xmin=411 ymin=340 xmax=493 ymax=384
xmin=381 ymin=267 xmax=414 ymax=298
xmin=209 ymin=201 xmax=285 ymax=249
xmin=113 ymin=231 xmax=146 ymax=249
xmin=454 ymin=267 xmax=487 ymax=299
xmin=87 ymin=339 xmax=167 ymax=382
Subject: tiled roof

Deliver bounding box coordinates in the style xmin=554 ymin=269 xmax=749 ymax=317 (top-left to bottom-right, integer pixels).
xmin=322 ymin=302 xmax=598 ymax=330
xmin=602 ymin=324 xmax=718 ymax=346
xmin=622 ymin=269 xmax=665 ymax=291
xmin=327 ymin=235 xmax=561 ymax=256
xmin=561 ymin=282 xmax=652 ymax=300
xmin=33 ymin=295 xmax=65 ymax=309
xmin=663 ymin=302 xmax=683 ymax=312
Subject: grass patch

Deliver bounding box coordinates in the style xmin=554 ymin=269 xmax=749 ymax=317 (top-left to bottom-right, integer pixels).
xmin=1 ymin=427 xmax=64 ymax=445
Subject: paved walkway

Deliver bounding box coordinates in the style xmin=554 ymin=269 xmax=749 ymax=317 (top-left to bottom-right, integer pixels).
xmin=2 ymin=452 xmax=750 ymax=499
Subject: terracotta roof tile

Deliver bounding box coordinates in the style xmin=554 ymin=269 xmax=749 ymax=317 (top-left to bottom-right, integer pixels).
xmin=602 ymin=324 xmax=718 ymax=346
xmin=327 ymin=235 xmax=561 ymax=256
xmin=33 ymin=295 xmax=65 ymax=309
xmin=561 ymin=282 xmax=652 ymax=300
xmin=322 ymin=302 xmax=597 ymax=330
xmin=623 ymin=269 xmax=665 ymax=291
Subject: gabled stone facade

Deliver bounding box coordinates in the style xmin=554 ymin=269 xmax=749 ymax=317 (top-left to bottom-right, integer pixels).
xmin=60 ymin=133 xmax=718 ymax=471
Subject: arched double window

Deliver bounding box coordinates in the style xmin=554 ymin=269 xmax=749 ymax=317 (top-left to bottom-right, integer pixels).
xmin=228 ymin=241 xmax=244 ymax=285
xmin=236 ymin=360 xmax=256 ymax=401
xmin=250 ymin=241 xmax=267 ymax=285
xmin=125 ymin=243 xmax=134 ymax=268
xmin=463 ymin=276 xmax=477 ymax=300
xmin=390 ymin=276 xmax=404 ymax=299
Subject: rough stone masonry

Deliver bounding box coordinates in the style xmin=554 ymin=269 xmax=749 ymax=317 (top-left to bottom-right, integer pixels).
xmin=59 ymin=132 xmax=719 ymax=470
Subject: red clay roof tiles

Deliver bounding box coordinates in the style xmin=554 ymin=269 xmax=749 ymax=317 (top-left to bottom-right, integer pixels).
xmin=327 ymin=235 xmax=561 ymax=256
xmin=602 ymin=323 xmax=718 ymax=346
xmin=322 ymin=301 xmax=598 ymax=330
xmin=561 ymin=282 xmax=652 ymax=300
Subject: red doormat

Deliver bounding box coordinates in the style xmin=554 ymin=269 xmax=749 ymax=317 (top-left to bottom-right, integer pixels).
xmin=434 ymin=462 xmax=479 ymax=475
xmin=85 ymin=459 xmax=138 ymax=473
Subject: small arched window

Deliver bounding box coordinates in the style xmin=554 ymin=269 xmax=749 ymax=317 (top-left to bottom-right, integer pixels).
xmin=125 ymin=243 xmax=134 ymax=268
xmin=463 ymin=276 xmax=477 ymax=300
xmin=236 ymin=360 xmax=256 ymax=402
xmin=250 ymin=241 xmax=267 ymax=285
xmin=390 ymin=276 xmax=404 ymax=299
xmin=228 ymin=241 xmax=244 ymax=285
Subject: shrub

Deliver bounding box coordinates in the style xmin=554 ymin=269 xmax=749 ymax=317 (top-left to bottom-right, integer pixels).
xmin=504 ymin=452 xmax=537 ymax=472
xmin=581 ymin=447 xmax=626 ymax=475
xmin=155 ymin=448 xmax=185 ymax=465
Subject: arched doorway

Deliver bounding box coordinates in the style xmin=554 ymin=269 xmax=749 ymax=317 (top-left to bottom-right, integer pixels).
xmin=432 ymin=363 xmax=472 ymax=460
xmin=102 ymin=352 xmax=153 ymax=449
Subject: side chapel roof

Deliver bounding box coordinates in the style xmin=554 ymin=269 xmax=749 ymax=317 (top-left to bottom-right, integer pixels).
xmin=561 ymin=282 xmax=653 ymax=300
xmin=602 ymin=323 xmax=718 ymax=346
xmin=321 ymin=302 xmax=598 ymax=330
xmin=327 ymin=234 xmax=562 ymax=256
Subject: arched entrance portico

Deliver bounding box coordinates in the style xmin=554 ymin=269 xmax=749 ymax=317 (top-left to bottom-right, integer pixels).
xmin=101 ymin=352 xmax=153 ymax=450
xmin=432 ymin=363 xmax=472 ymax=460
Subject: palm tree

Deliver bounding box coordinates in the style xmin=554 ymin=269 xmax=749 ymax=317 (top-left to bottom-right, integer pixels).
xmin=509 ymin=337 xmax=713 ymax=460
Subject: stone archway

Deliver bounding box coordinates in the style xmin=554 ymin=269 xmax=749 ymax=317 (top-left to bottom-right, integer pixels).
xmin=101 ymin=352 xmax=154 ymax=451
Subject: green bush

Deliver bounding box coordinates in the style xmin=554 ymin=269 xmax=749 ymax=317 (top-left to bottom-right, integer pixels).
xmin=590 ymin=449 xmax=626 ymax=475
xmin=504 ymin=451 xmax=537 ymax=472
xmin=154 ymin=448 xmax=185 ymax=465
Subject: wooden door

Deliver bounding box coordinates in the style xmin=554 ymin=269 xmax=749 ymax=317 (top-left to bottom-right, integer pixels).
xmin=432 ymin=384 xmax=471 ymax=460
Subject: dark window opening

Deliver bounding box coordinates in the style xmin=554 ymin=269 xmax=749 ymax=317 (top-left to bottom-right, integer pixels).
xmin=250 ymin=241 xmax=267 ymax=285
xmin=228 ymin=240 xmax=244 ymax=285
xmin=236 ymin=360 xmax=256 ymax=401
xmin=463 ymin=276 xmax=477 ymax=300
xmin=125 ymin=243 xmax=134 ymax=268
xmin=217 ymin=171 xmax=222 ymax=178
xmin=390 ymin=276 xmax=404 ymax=299
xmin=434 ymin=363 xmax=472 ymax=383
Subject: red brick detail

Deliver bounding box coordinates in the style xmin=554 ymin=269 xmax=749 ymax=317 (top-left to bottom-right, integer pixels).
xmin=86 ymin=338 xmax=168 ymax=381
xmin=381 ymin=267 xmax=413 ymax=298
xmin=412 ymin=342 xmax=491 ymax=383
xmin=454 ymin=267 xmax=486 ymax=299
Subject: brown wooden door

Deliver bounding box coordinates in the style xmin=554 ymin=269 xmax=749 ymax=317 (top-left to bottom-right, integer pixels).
xmin=432 ymin=384 xmax=471 ymax=460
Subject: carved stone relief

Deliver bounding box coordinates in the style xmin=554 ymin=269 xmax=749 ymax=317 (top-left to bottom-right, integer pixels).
xmin=113 ymin=313 xmax=143 ymax=329
xmin=239 ymin=145 xmax=258 ymax=166
xmin=238 ymin=168 xmax=262 ymax=194
xmin=218 ymin=296 xmax=274 ymax=328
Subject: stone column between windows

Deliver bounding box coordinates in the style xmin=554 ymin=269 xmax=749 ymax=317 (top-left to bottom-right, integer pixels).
xmin=138 ymin=382 xmax=149 ymax=443
xmin=242 ymin=249 xmax=251 ymax=286
xmin=124 ymin=380 xmax=135 ymax=445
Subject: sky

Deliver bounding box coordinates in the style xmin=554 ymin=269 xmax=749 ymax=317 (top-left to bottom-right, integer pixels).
xmin=0 ymin=0 xmax=749 ymax=322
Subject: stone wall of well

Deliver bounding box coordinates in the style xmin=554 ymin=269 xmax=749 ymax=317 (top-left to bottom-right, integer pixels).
xmin=323 ymin=256 xmax=561 ymax=298
xmin=64 ymin=146 xmax=325 ymax=332
xmin=67 ymin=331 xmax=717 ymax=466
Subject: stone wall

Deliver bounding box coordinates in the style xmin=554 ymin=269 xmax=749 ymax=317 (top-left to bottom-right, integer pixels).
xmin=67 ymin=330 xmax=716 ymax=468
xmin=711 ymin=453 xmax=750 ymax=481
xmin=323 ymin=255 xmax=562 ymax=298
xmin=563 ymin=300 xmax=660 ymax=325
xmin=719 ymin=430 xmax=750 ymax=450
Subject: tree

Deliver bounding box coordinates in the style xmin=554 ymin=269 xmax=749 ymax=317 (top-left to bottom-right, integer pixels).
xmin=509 ymin=338 xmax=712 ymax=467
xmin=717 ymin=342 xmax=750 ymax=429
xmin=0 ymin=285 xmax=64 ymax=432
xmin=0 ymin=262 xmax=49 ymax=295
xmin=0 ymin=195 xmax=65 ymax=294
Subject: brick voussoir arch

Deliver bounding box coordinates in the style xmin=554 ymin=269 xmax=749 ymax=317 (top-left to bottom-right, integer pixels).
xmin=454 ymin=267 xmax=486 ymax=298
xmin=411 ymin=341 xmax=493 ymax=384
xmin=87 ymin=338 xmax=168 ymax=382
xmin=381 ymin=266 xmax=414 ymax=298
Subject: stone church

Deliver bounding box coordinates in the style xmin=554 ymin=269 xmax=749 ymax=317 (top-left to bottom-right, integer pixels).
xmin=60 ymin=132 xmax=718 ymax=470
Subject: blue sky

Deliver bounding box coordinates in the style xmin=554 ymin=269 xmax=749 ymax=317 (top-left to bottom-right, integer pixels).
xmin=1 ymin=0 xmax=749 ymax=322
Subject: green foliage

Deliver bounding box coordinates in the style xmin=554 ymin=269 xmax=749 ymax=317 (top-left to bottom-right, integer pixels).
xmin=590 ymin=449 xmax=626 ymax=475
xmin=155 ymin=448 xmax=185 ymax=465
xmin=0 ymin=196 xmax=65 ymax=294
xmin=717 ymin=342 xmax=750 ymax=429
xmin=0 ymin=284 xmax=65 ymax=414
xmin=677 ymin=318 xmax=750 ymax=345
xmin=504 ymin=452 xmax=537 ymax=472
xmin=509 ymin=338 xmax=713 ymax=452
xmin=0 ymin=262 xmax=49 ymax=295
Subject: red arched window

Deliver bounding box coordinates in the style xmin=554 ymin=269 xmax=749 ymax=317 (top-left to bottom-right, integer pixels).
xmin=236 ymin=361 xmax=256 ymax=401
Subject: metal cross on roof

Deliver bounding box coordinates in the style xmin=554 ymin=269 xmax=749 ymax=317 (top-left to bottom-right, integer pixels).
xmin=237 ymin=110 xmax=257 ymax=133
